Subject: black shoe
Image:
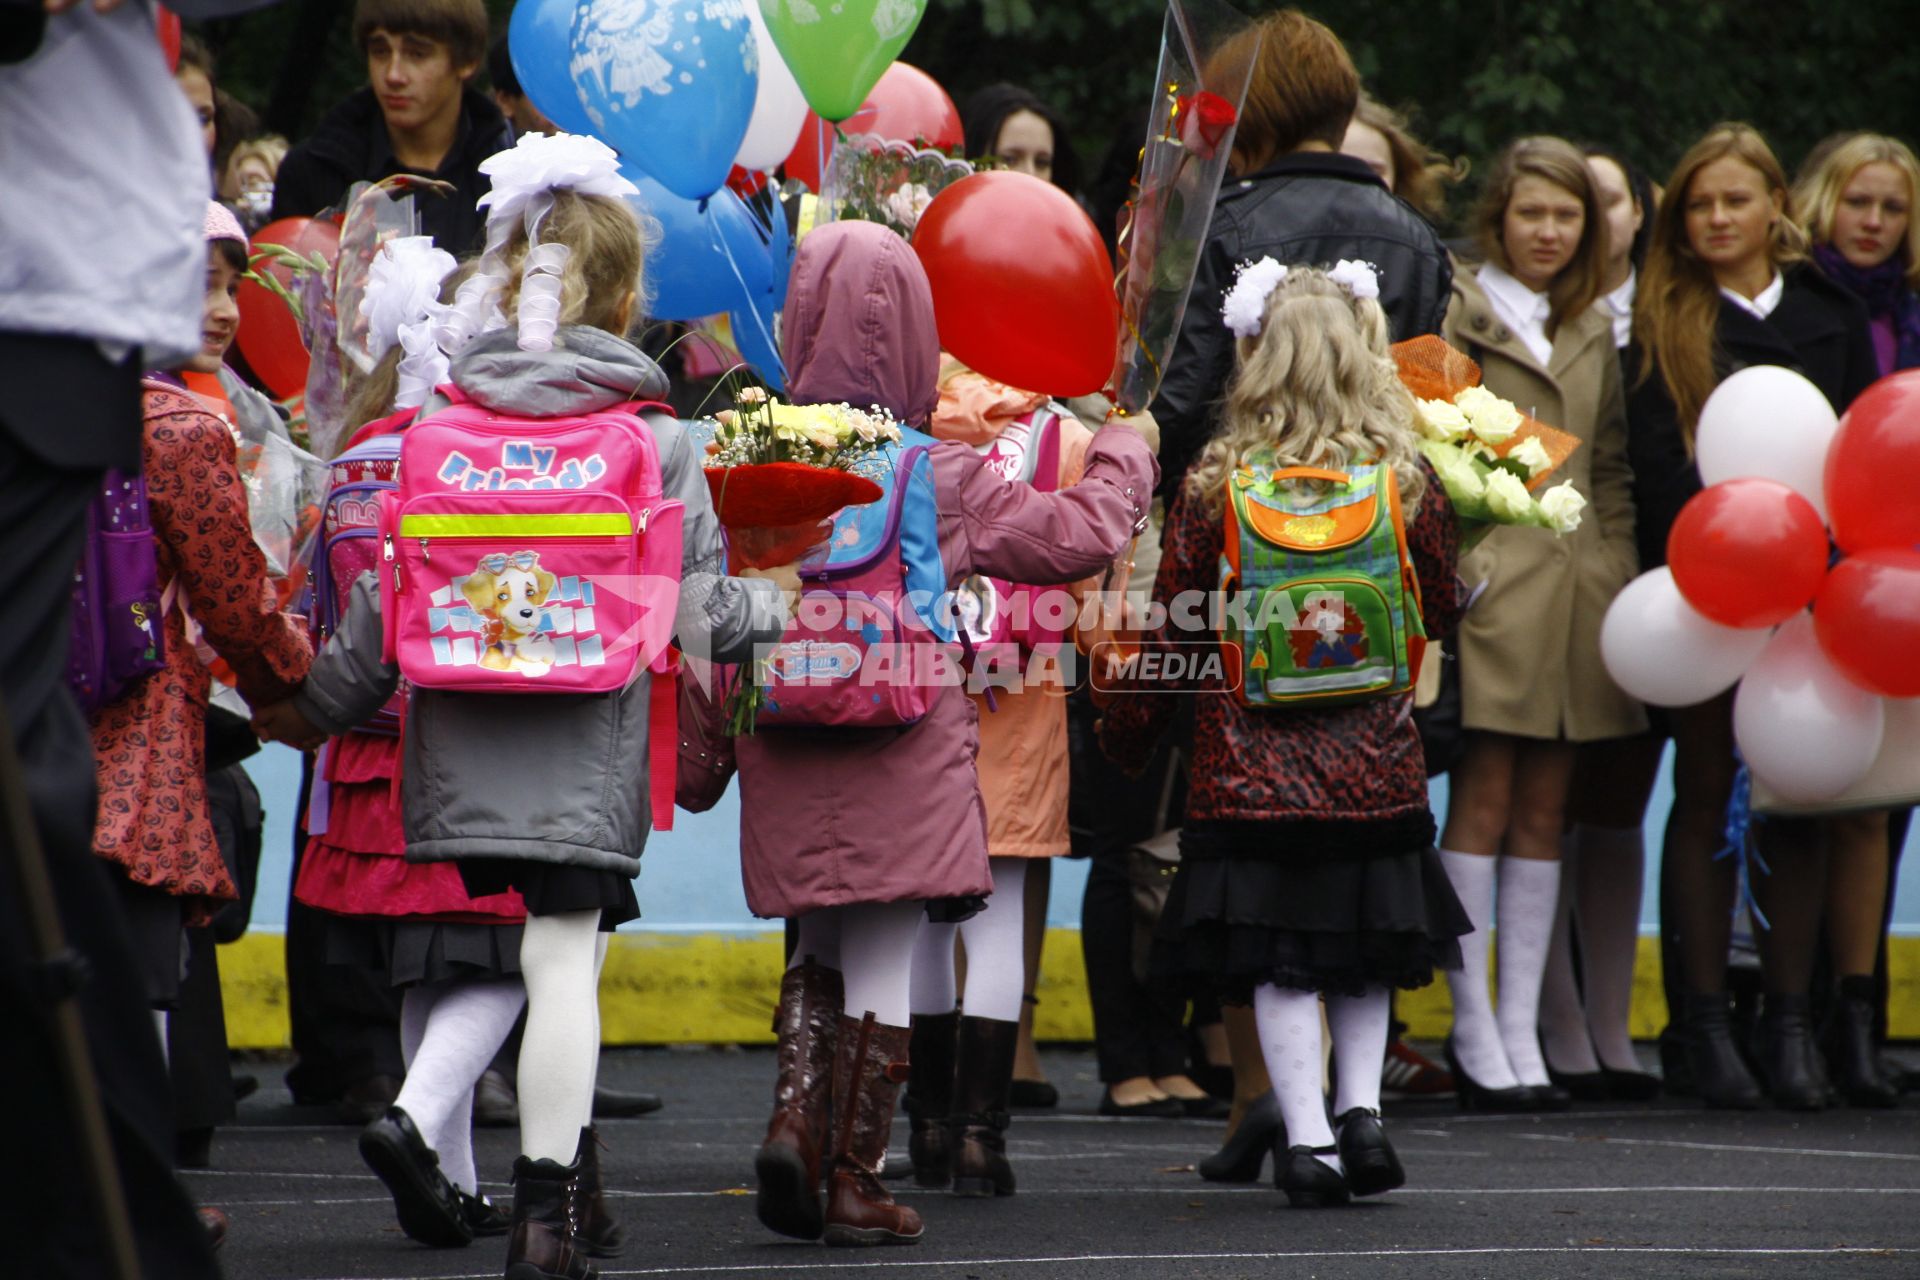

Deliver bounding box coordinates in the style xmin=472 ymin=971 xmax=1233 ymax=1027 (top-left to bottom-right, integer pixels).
xmin=1179 ymin=1092 xmax=1232 ymax=1119
xmin=1681 ymin=992 xmax=1763 ymax=1110
xmin=1333 ymin=1108 xmax=1404 ymax=1198
xmin=474 ymin=1067 xmax=519 ymax=1128
xmin=1751 ymin=994 xmax=1829 ymax=1112
xmin=1277 ymin=1145 xmax=1350 ymax=1208
xmin=1009 ymin=1078 xmax=1059 ymax=1108
xmin=1198 ymin=1090 xmax=1283 ymax=1183
xmin=358 ymin=1106 xmax=474 ymax=1248
xmin=1097 ymin=1089 xmax=1183 ymax=1118
xmin=459 ymin=1189 xmax=511 ymax=1236
xmin=1544 ymin=1064 xmax=1611 ymax=1102
xmin=1824 ymin=992 xmax=1900 ymax=1109
xmin=176 ymin=1126 xmax=213 ymax=1170
xmin=591 ymin=1086 xmax=663 ymax=1119
xmin=1599 ymin=1066 xmax=1663 ymax=1102
xmin=1443 ymin=1039 xmax=1539 ymax=1113
xmin=1192 ymin=1062 xmax=1236 ymax=1101
xmin=1525 ymin=1081 xmax=1573 ymax=1111
xmin=905 ymin=1010 xmax=959 ymax=1189
xmin=334 ymin=1073 xmax=403 ymax=1126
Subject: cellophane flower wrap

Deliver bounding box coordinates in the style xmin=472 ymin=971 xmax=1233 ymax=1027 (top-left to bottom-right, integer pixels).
xmin=818 ymin=135 xmax=974 ymax=240
xmin=1108 ymin=0 xmax=1261 ymax=413
xmin=1392 ymin=335 xmax=1587 ymax=549
xmin=701 ymin=388 xmax=900 ymax=733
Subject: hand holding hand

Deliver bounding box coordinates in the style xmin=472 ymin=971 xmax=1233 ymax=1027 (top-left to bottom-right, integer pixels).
xmin=251 ymin=700 xmax=325 ymax=751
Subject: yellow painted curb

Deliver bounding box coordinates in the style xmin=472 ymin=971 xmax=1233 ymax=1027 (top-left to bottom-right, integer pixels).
xmin=218 ymin=927 xmax=1920 ymax=1050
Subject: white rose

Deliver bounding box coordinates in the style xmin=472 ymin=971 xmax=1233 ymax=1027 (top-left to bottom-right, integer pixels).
xmin=1454 ymin=385 xmax=1524 ymax=444
xmin=1508 ymin=435 xmax=1553 ymax=477
xmin=1538 ymin=481 xmax=1588 ymax=533
xmin=1415 ymin=398 xmax=1472 ymax=442
xmin=1483 ymin=467 xmax=1537 ymax=524
xmin=1422 ymin=441 xmax=1486 ymax=501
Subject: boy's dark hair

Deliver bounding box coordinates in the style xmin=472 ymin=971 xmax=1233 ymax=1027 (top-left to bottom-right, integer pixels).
xmin=487 ymin=33 xmax=521 ymax=97
xmin=1212 ymin=9 xmax=1359 ymax=173
xmin=352 ymin=0 xmax=490 ymax=70
xmin=211 ymin=236 xmax=249 ymax=273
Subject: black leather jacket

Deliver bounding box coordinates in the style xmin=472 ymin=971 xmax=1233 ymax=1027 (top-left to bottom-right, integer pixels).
xmin=1150 ymin=152 xmax=1452 ymax=499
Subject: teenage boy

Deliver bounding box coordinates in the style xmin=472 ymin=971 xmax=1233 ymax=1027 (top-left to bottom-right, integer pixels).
xmin=272 ymin=0 xmax=509 ymax=251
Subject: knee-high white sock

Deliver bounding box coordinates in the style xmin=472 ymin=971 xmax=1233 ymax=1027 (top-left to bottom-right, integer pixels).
xmin=1538 ymin=838 xmax=1601 ymax=1076
xmin=1325 ymin=987 xmax=1391 ymax=1117
xmin=1437 ymin=848 xmax=1518 ymax=1090
xmin=910 ymin=920 xmax=959 ymax=1016
xmin=518 ymin=910 xmax=604 ymax=1163
xmin=394 ymin=977 xmax=527 ymax=1191
xmin=1253 ymin=984 xmax=1337 ymax=1171
xmin=1495 ymin=857 xmax=1562 ymax=1088
xmin=838 ymin=900 xmax=926 ymax=1028
xmin=1573 ymin=824 xmax=1647 ymax=1072
xmin=957 ymin=858 xmax=1029 ymax=1023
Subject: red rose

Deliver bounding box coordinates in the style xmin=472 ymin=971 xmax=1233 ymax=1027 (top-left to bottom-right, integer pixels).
xmin=1177 ymin=91 xmax=1237 ymax=160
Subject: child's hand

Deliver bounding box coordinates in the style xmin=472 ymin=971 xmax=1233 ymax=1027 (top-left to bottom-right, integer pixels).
xmin=1105 ymin=407 xmax=1161 ymax=455
xmin=252 ymin=700 xmax=325 ymax=751
xmin=740 ymin=563 xmax=802 ymax=618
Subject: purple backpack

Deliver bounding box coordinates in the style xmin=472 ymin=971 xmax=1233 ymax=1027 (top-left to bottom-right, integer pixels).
xmin=67 ymin=468 xmax=167 ymax=714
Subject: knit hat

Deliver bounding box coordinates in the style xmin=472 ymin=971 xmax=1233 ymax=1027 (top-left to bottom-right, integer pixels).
xmin=205 ymin=200 xmax=248 ymax=247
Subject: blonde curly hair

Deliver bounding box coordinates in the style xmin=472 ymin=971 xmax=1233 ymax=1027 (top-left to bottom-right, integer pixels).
xmin=1185 ymin=266 xmax=1424 ymax=516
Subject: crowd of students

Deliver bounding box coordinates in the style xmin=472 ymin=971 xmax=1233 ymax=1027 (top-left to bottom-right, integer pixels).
xmin=4 ymin=2 xmax=1916 ymax=1278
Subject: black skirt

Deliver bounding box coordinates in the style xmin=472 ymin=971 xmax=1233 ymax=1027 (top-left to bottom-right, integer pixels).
xmin=1157 ymin=823 xmax=1470 ymax=1001
xmin=320 ymin=914 xmax=524 ymax=987
xmin=458 ymin=860 xmax=640 ymax=931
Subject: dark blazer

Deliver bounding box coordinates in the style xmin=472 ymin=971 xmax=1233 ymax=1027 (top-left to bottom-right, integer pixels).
xmin=272 ymin=88 xmax=512 ymax=254
xmin=1150 ymin=151 xmax=1453 ymax=500
xmin=1625 ymin=263 xmax=1878 ymax=570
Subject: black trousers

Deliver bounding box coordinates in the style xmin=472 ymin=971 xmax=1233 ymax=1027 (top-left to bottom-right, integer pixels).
xmin=0 ymin=338 xmax=218 ymax=1279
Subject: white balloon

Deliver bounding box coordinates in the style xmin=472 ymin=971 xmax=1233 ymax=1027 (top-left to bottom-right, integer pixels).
xmin=1734 ymin=615 xmax=1885 ymax=804
xmin=735 ymin=4 xmax=809 ymax=172
xmin=1599 ymin=567 xmax=1773 ymax=706
xmin=1695 ymin=365 xmax=1840 ymax=520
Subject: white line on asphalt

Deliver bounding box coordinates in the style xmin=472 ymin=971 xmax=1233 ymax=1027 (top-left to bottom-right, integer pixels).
xmin=1512 ymin=1132 xmax=1920 ymax=1161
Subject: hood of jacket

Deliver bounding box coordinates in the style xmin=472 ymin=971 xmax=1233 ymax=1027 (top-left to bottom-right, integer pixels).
xmin=447 ymin=325 xmax=670 ymax=418
xmin=930 ymin=353 xmax=1049 ymax=446
xmin=782 ymin=221 xmax=939 ymax=428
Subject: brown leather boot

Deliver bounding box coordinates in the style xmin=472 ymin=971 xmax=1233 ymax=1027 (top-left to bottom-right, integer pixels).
xmin=574 ymin=1127 xmax=625 ymax=1258
xmin=824 ymin=1012 xmax=924 ymax=1246
xmin=905 ymin=1010 xmax=959 ymax=1189
xmin=504 ymin=1155 xmax=596 ymax=1280
xmin=754 ymin=960 xmax=843 ymax=1240
xmin=950 ymin=1015 xmax=1018 ymax=1198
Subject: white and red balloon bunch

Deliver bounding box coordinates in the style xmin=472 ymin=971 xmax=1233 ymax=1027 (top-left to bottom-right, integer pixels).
xmin=1602 ymin=366 xmax=1920 ymax=804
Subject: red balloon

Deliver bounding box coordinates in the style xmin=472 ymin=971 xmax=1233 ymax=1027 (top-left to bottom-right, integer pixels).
xmin=913 ymin=171 xmax=1118 ymax=397
xmin=157 ymin=6 xmax=182 ymax=71
xmin=782 ymin=62 xmax=962 ymax=193
xmin=1667 ymin=478 xmax=1831 ymax=628
xmin=235 ymin=218 xmax=339 ymax=401
xmin=1825 ymin=367 xmax=1920 ymax=552
xmin=1813 ymin=548 xmax=1920 ymax=697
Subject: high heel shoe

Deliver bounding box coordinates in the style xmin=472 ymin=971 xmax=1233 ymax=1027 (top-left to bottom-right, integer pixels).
xmin=1525 ymin=1081 xmax=1572 ymax=1111
xmin=1198 ymin=1090 xmax=1282 ymax=1183
xmin=1597 ymin=1065 xmax=1663 ymax=1102
xmin=1276 ymin=1145 xmax=1349 ymax=1208
xmin=1443 ymin=1038 xmax=1539 ymax=1113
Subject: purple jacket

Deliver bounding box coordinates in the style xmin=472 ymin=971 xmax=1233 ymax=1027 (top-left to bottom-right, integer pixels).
xmin=726 ymin=223 xmax=1158 ymax=917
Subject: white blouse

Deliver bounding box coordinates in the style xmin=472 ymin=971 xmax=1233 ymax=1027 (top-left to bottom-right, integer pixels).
xmin=1719 ymin=271 xmax=1785 ymax=321
xmin=1478 ymin=264 xmax=1555 ymax=366
xmin=1600 ymin=270 xmax=1636 ymax=348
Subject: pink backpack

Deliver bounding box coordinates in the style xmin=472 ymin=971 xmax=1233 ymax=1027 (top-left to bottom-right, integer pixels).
xmin=950 ymin=406 xmax=1070 ymax=682
xmin=378 ymin=387 xmax=686 ymax=825
xmin=310 ymin=409 xmax=412 ymax=735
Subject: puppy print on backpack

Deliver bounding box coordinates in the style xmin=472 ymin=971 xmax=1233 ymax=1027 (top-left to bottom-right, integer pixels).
xmin=462 ymin=551 xmax=559 ymax=675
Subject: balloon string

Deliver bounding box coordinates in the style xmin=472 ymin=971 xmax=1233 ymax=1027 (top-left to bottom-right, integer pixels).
xmin=1713 ymin=759 xmax=1771 ymax=931
xmin=709 ymin=209 xmax=785 ymax=387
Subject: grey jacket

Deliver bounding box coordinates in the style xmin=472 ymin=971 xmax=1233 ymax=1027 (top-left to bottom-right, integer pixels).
xmin=295 ymin=327 xmax=786 ymax=874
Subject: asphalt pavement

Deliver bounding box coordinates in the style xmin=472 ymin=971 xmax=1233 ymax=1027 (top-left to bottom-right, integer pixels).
xmin=192 ymin=1044 xmax=1920 ymax=1280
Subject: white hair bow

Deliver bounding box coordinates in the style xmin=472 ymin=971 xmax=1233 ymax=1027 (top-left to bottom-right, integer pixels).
xmin=1221 ymin=256 xmax=1384 ymax=338
xmin=363 ymin=236 xmax=458 ymax=410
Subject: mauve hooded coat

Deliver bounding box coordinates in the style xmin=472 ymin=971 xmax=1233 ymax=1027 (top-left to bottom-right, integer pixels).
xmin=729 ymin=223 xmax=1158 ymax=917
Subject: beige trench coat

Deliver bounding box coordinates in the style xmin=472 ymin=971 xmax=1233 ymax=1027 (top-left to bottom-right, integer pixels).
xmin=1441 ymin=270 xmax=1647 ymax=742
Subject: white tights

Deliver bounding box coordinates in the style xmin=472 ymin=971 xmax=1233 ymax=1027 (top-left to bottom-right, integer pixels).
xmin=1253 ymin=983 xmax=1393 ymax=1173
xmin=518 ymin=911 xmax=609 ymax=1163
xmin=907 ymin=857 xmax=1029 ymax=1023
xmin=395 ymin=975 xmax=527 ymax=1193
xmin=790 ymin=900 xmax=926 ymax=1028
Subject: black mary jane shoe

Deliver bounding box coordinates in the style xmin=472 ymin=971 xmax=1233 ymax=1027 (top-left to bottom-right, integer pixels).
xmin=357 ymin=1106 xmax=474 ymax=1248
xmin=1098 ymin=1089 xmax=1183 ymax=1119
xmin=1276 ymin=1145 xmax=1350 ymax=1209
xmin=458 ymin=1188 xmax=511 ymax=1237
xmin=1198 ymin=1090 xmax=1283 ymax=1183
xmin=1333 ymin=1108 xmax=1404 ymax=1198
xmin=1443 ymin=1039 xmax=1540 ymax=1114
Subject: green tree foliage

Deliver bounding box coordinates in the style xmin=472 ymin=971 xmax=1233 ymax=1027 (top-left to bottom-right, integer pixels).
xmin=202 ymin=0 xmax=1920 ymax=236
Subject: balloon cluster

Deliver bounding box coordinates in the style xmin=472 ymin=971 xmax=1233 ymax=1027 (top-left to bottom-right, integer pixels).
xmin=1602 ymin=366 xmax=1920 ymax=804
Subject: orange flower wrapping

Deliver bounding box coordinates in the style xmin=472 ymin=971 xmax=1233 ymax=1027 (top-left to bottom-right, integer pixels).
xmin=705 ymin=462 xmax=883 ymax=570
xmin=1391 ymin=336 xmax=1582 ymax=489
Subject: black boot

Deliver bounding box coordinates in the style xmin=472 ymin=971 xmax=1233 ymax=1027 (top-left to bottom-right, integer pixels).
xmin=358 ymin=1106 xmax=473 ymax=1248
xmin=574 ymin=1127 xmax=626 ymax=1258
xmin=904 ymin=1011 xmax=959 ymax=1189
xmin=1824 ymin=981 xmax=1900 ymax=1109
xmin=1681 ymin=992 xmax=1762 ymax=1110
xmin=950 ymin=1016 xmax=1018 ymax=1198
xmin=1751 ymin=993 xmax=1829 ymax=1112
xmin=504 ymin=1155 xmax=596 ymax=1280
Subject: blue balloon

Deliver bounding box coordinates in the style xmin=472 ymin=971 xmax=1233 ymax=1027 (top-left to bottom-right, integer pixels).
xmin=509 ymin=0 xmax=598 ymax=138
xmin=731 ymin=308 xmax=784 ymax=392
xmin=627 ymin=169 xmax=771 ymax=323
xmin=569 ymin=0 xmax=759 ymax=200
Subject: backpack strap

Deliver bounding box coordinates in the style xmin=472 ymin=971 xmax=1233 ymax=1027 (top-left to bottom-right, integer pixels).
xmin=1029 ymin=408 xmax=1062 ymax=495
xmin=648 ymin=650 xmax=679 ymax=833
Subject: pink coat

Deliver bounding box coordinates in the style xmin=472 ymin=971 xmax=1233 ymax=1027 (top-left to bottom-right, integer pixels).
xmin=726 ymin=222 xmax=1157 ymax=917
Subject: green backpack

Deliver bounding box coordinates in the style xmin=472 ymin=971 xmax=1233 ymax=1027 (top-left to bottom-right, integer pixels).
xmin=1219 ymin=458 xmax=1428 ymax=708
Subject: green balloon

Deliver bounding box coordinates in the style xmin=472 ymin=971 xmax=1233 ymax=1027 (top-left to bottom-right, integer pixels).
xmin=757 ymin=0 xmax=928 ymax=123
